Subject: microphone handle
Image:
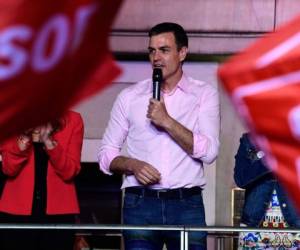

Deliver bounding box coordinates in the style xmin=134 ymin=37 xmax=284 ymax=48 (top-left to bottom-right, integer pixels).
xmin=153 ymin=80 xmax=161 ymax=100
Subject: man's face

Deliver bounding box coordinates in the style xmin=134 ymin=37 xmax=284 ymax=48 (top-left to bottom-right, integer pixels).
xmin=148 ymin=32 xmax=187 ymax=83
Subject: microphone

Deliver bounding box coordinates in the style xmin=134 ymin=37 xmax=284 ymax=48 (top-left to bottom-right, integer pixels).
xmin=152 ymin=68 xmax=162 ymax=100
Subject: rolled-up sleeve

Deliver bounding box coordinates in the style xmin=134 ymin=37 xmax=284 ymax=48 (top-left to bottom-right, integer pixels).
xmin=97 ymin=90 xmax=129 ymax=175
xmin=191 ymin=85 xmax=220 ymax=164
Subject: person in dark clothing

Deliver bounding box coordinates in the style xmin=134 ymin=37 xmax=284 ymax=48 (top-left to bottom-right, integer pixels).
xmin=234 ymin=133 xmax=300 ymax=249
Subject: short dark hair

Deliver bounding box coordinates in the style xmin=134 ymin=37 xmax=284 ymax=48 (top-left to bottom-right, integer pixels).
xmin=148 ymin=22 xmax=188 ymax=50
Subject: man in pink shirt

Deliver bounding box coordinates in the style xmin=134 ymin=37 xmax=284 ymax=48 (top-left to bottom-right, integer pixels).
xmin=98 ymin=22 xmax=220 ymax=250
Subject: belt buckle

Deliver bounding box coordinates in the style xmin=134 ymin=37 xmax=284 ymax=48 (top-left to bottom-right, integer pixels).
xmin=157 ymin=189 xmax=168 ymax=199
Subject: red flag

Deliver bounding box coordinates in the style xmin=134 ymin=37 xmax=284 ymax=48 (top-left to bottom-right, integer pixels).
xmin=0 ymin=0 xmax=122 ymax=140
xmin=218 ymin=14 xmax=300 ymax=211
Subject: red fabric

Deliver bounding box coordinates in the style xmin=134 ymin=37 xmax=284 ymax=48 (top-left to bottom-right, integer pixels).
xmin=0 ymin=0 xmax=122 ymax=141
xmin=0 ymin=110 xmax=83 ymax=215
xmin=218 ymin=14 xmax=300 ymax=212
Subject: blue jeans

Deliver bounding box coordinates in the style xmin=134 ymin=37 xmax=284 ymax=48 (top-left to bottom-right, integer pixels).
xmin=123 ymin=189 xmax=207 ymax=250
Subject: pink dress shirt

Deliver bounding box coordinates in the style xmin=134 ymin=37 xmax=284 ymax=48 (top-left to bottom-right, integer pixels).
xmin=98 ymin=74 xmax=220 ymax=189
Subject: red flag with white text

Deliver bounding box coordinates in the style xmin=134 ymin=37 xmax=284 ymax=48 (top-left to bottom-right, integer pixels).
xmin=218 ymin=14 xmax=300 ymax=211
xmin=0 ymin=0 xmax=122 ymax=140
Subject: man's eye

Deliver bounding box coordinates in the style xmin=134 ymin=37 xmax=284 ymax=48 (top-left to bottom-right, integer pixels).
xmin=161 ymin=49 xmax=169 ymax=53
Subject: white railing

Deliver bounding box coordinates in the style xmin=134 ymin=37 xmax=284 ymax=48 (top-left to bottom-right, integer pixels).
xmin=1 ymin=224 xmax=300 ymax=250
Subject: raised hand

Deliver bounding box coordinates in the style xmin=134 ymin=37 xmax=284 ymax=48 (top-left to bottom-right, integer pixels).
xmin=39 ymin=123 xmax=57 ymax=149
xmin=147 ymin=97 xmax=171 ymax=128
xmin=17 ymin=133 xmax=32 ymax=151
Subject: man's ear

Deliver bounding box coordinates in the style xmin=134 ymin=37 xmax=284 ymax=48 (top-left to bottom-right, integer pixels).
xmin=179 ymin=46 xmax=188 ymax=62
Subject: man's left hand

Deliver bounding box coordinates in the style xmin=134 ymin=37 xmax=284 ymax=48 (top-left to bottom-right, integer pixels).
xmin=147 ymin=97 xmax=172 ymax=129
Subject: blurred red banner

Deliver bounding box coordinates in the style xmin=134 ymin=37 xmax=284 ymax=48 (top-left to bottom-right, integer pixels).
xmin=218 ymin=14 xmax=300 ymax=211
xmin=0 ymin=0 xmax=122 ymax=140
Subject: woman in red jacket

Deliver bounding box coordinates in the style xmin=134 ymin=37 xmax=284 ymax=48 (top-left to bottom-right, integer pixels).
xmin=0 ymin=110 xmax=83 ymax=250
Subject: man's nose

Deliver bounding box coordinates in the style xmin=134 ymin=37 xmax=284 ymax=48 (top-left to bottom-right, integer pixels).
xmin=153 ymin=51 xmax=161 ymax=61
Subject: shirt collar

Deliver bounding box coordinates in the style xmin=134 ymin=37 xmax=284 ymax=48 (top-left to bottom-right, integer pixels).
xmin=144 ymin=73 xmax=190 ymax=95
xmin=176 ymin=73 xmax=190 ymax=93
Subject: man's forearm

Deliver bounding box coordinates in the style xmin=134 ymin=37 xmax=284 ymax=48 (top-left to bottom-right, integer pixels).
xmin=163 ymin=116 xmax=193 ymax=155
xmin=109 ymin=156 xmax=137 ymax=175
xmin=147 ymin=98 xmax=193 ymax=154
xmin=110 ymin=155 xmax=161 ymax=185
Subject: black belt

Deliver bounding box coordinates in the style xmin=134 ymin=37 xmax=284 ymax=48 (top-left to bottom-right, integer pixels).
xmin=125 ymin=186 xmax=202 ymax=199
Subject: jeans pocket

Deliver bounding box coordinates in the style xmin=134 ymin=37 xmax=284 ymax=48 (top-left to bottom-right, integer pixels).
xmin=123 ymin=193 xmax=143 ymax=209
